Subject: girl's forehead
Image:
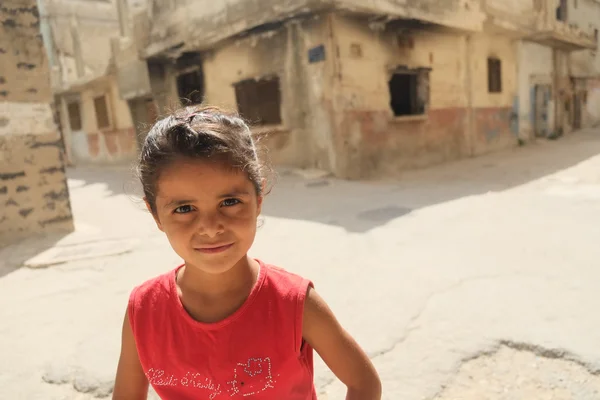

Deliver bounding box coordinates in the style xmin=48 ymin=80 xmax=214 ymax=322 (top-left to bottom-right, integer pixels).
xmin=156 ymin=159 xmax=252 ymax=196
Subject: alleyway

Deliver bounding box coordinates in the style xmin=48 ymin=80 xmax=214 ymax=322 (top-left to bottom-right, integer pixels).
xmin=1 ymin=129 xmax=600 ymax=399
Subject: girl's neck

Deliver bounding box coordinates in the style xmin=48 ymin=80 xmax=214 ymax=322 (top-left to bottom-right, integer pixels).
xmin=177 ymin=255 xmax=259 ymax=299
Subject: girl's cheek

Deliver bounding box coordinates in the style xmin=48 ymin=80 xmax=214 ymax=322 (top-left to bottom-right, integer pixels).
xmin=223 ymin=206 xmax=254 ymax=220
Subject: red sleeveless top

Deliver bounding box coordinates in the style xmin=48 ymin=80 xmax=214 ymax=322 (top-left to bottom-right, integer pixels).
xmin=128 ymin=260 xmax=317 ymax=399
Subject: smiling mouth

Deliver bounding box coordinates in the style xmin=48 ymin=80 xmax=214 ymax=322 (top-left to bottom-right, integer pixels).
xmin=194 ymin=243 xmax=234 ymax=254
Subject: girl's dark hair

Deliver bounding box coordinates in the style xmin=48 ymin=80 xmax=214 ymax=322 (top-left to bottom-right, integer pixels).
xmin=137 ymin=106 xmax=269 ymax=214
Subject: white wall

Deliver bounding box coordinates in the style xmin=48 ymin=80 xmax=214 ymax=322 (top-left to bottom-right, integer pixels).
xmin=518 ymin=41 xmax=554 ymax=139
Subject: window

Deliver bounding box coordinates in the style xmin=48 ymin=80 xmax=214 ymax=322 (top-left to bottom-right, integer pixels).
xmin=488 ymin=57 xmax=502 ymax=93
xmin=388 ymin=68 xmax=430 ymax=116
xmin=67 ymin=101 xmax=82 ymax=131
xmin=177 ymin=69 xmax=204 ymax=105
xmin=234 ymin=76 xmax=282 ymax=125
xmin=93 ymin=95 xmax=110 ymax=129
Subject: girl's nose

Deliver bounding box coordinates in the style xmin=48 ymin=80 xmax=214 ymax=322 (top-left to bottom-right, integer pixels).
xmin=196 ymin=213 xmax=225 ymax=237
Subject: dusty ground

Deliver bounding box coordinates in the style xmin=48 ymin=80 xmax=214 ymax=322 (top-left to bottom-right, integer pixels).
xmin=1 ymin=129 xmax=600 ymax=399
xmin=433 ymin=344 xmax=600 ymax=400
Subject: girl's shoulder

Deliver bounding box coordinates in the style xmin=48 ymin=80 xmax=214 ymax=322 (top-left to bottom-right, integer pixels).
xmin=128 ymin=266 xmax=178 ymax=311
xmin=260 ymin=261 xmax=314 ymax=301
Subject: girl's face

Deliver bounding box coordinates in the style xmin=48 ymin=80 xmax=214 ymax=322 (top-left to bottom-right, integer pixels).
xmin=148 ymin=158 xmax=262 ymax=274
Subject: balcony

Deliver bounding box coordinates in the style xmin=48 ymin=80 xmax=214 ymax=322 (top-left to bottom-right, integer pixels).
xmin=527 ymin=17 xmax=597 ymax=51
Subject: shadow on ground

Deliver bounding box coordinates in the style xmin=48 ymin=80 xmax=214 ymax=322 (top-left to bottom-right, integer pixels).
xmin=263 ymin=130 xmax=600 ymax=232
xmin=64 ymin=129 xmax=600 ymax=233
xmin=0 ymin=232 xmax=69 ymax=278
xmin=67 ymin=163 xmax=142 ymax=199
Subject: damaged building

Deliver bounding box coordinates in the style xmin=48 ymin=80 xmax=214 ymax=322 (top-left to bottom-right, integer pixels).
xmin=110 ymin=0 xmax=599 ymax=178
xmin=0 ymin=0 xmax=73 ymax=242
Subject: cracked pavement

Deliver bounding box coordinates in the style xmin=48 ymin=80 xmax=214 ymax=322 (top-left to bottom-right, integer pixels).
xmin=1 ymin=129 xmax=600 ymax=399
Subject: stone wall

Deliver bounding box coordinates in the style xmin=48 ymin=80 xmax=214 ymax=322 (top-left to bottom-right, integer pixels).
xmin=0 ymin=0 xmax=73 ymax=243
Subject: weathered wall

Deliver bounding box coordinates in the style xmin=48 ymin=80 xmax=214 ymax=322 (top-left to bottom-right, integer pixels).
xmin=0 ymin=0 xmax=73 ymax=243
xmin=331 ymin=14 xmax=468 ymax=178
xmin=328 ymin=15 xmax=518 ymax=178
xmin=59 ymin=77 xmax=136 ymax=164
xmin=568 ymin=0 xmax=600 ymax=127
xmin=146 ymin=0 xmax=320 ymax=57
xmin=469 ymin=33 xmax=519 ymax=155
xmin=568 ymin=0 xmax=600 ymax=77
xmin=483 ymin=0 xmax=538 ymax=33
xmin=334 ymin=0 xmax=485 ymax=31
xmin=144 ymin=0 xmax=485 ymax=58
xmin=44 ymin=0 xmax=121 ymax=84
xmin=587 ymin=78 xmax=600 ymax=124
xmin=200 ymin=15 xmax=336 ymax=170
xmin=517 ymin=41 xmax=554 ymax=139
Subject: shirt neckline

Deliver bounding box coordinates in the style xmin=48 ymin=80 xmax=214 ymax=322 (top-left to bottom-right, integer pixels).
xmin=169 ymin=259 xmax=267 ymax=330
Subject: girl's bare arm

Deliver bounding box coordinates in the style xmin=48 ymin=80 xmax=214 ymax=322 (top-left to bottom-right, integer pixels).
xmin=112 ymin=310 xmax=149 ymax=400
xmin=303 ymin=288 xmax=382 ymax=400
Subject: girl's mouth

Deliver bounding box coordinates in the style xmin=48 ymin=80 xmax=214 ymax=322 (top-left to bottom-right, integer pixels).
xmin=194 ymin=243 xmax=234 ymax=254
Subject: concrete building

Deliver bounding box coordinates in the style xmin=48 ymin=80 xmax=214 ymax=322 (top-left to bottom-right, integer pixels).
xmin=111 ymin=0 xmax=598 ymax=179
xmin=0 ymin=0 xmax=73 ymax=243
xmin=506 ymin=0 xmax=600 ymax=140
xmin=41 ymin=0 xmax=145 ymax=165
xmin=567 ymin=0 xmax=600 ymax=129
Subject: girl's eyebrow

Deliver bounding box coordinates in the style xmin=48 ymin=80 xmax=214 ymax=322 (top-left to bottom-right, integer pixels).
xmin=218 ymin=190 xmax=251 ymax=199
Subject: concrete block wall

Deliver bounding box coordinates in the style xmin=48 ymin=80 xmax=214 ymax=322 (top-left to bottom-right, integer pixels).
xmin=0 ymin=0 xmax=73 ymax=243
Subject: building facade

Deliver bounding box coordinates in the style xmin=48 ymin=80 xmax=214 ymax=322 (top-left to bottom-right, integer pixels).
xmin=567 ymin=0 xmax=600 ymax=129
xmin=111 ymin=0 xmax=599 ymax=178
xmin=0 ymin=0 xmax=73 ymax=243
xmin=40 ymin=0 xmax=144 ymax=165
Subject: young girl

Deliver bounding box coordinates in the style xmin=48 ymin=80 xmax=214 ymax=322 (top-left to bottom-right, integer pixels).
xmin=113 ymin=106 xmax=381 ymax=399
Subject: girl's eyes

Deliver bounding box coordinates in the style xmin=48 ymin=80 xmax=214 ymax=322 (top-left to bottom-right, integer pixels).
xmin=221 ymin=198 xmax=241 ymax=207
xmin=174 ymin=205 xmax=194 ymax=214
xmin=172 ymin=199 xmax=240 ymax=214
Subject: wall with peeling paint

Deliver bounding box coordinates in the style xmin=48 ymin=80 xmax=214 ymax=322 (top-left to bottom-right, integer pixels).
xmin=0 ymin=0 xmax=73 ymax=243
